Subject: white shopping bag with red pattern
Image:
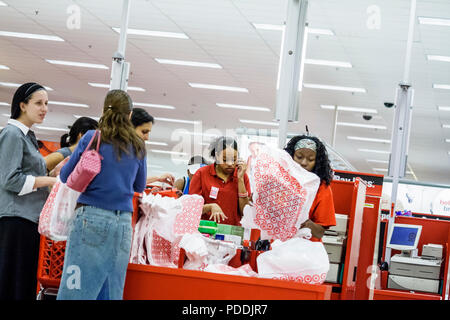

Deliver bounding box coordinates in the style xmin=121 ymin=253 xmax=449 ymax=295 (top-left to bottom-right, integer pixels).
xmin=130 ymin=193 xmax=204 ymax=267
xmin=257 ymin=237 xmax=330 ymax=284
xmin=38 ymin=175 xmax=80 ymax=241
xmin=241 ymin=145 xmax=320 ymax=241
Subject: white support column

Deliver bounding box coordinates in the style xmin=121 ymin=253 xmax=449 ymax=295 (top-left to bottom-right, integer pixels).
xmin=110 ymin=0 xmax=131 ymax=91
xmin=385 ymin=0 xmax=416 ymax=265
xmin=275 ymin=0 xmax=309 ymax=148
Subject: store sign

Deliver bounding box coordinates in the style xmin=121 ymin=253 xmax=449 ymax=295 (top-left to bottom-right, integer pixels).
xmin=333 ymin=170 xmax=384 ymax=197
xmin=432 ymin=189 xmax=450 ymax=216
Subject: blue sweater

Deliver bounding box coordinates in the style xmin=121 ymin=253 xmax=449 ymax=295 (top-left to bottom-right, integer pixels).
xmin=60 ymin=130 xmax=147 ymax=212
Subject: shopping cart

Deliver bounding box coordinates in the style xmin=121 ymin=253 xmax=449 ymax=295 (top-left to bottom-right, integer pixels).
xmin=35 ymin=187 xmax=179 ymax=299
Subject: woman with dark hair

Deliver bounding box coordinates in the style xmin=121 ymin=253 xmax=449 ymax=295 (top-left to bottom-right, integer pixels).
xmin=285 ymin=135 xmax=336 ymax=241
xmin=189 ymin=136 xmax=251 ymax=225
xmin=57 ymin=90 xmax=147 ymax=300
xmin=45 ymin=116 xmax=98 ymax=172
xmin=130 ymin=107 xmax=175 ymax=186
xmin=0 ymin=82 xmax=57 ymax=300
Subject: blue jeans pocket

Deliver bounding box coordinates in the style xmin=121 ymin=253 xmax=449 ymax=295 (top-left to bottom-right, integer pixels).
xmin=81 ymin=215 xmax=111 ymax=247
xmin=120 ymin=224 xmax=132 ymax=253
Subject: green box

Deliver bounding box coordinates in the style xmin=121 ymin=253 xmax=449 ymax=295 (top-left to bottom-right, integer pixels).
xmin=231 ymin=226 xmax=244 ymax=238
xmin=216 ymin=223 xmax=233 ymax=235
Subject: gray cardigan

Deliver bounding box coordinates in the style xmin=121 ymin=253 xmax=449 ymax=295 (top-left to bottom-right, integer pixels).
xmin=0 ymin=124 xmax=49 ymax=223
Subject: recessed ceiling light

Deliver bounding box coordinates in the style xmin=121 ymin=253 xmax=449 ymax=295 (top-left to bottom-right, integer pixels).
xmin=367 ymin=159 xmax=389 ymax=164
xmin=35 ymin=126 xmax=69 ymax=132
xmin=0 ymin=30 xmax=64 ymax=41
xmin=252 ymin=23 xmax=334 ymax=35
xmin=305 ymin=59 xmax=352 ymax=68
xmin=112 ymin=27 xmax=189 ymax=39
xmin=445 ymin=139 xmax=450 ymax=143
xmin=133 ymin=102 xmax=175 ymax=110
xmin=321 ymin=105 xmax=377 ymax=114
xmin=303 ymin=83 xmax=366 ymax=93
xmin=427 ymin=55 xmax=450 ymax=63
xmin=189 ymin=83 xmax=249 ymax=93
xmin=155 ymin=58 xmax=222 ymax=69
xmin=46 ymin=59 xmax=108 ymax=69
xmin=49 ymin=101 xmax=89 ymax=108
xmin=216 ymin=103 xmax=270 ymax=112
xmin=358 ymin=148 xmax=390 ymax=154
xmin=73 ymin=115 xmax=100 ymax=121
xmin=433 ymin=84 xmax=450 ymax=90
xmin=0 ymin=64 xmax=10 ymax=70
xmin=443 ymin=124 xmax=450 ymax=129
xmin=150 ymin=149 xmax=187 ymax=156
xmin=337 ymin=122 xmax=387 ymax=130
xmin=0 ymin=81 xmax=53 ymax=91
xmin=154 ymin=117 xmax=200 ymax=125
xmin=88 ymin=82 xmax=145 ymax=92
xmin=347 ymin=136 xmax=391 ymax=143
xmin=145 ymin=141 xmax=168 ymax=146
xmin=438 ymin=106 xmax=450 ymax=111
xmin=418 ymin=16 xmax=450 ymax=27
xmin=239 ymin=119 xmax=279 ymax=127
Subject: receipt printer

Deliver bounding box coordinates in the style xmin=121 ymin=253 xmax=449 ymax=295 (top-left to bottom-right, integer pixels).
xmin=328 ymin=214 xmax=348 ymax=235
xmin=422 ymin=244 xmax=443 ymax=260
xmin=322 ymin=235 xmax=345 ymax=263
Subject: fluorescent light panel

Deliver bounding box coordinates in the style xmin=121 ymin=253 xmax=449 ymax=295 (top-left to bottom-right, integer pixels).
xmin=0 ymin=102 xmax=9 ymax=106
xmin=445 ymin=139 xmax=450 ymax=143
xmin=0 ymin=1 xmax=8 ymax=6
xmin=253 ymin=23 xmax=334 ymax=35
xmin=418 ymin=17 xmax=450 ymax=27
xmin=49 ymin=101 xmax=89 ymax=108
xmin=155 ymin=58 xmax=221 ymax=69
xmin=358 ymin=148 xmax=390 ymax=154
xmin=239 ymin=119 xmax=279 ymax=127
xmin=347 ymin=136 xmax=390 ymax=143
xmin=305 ymin=59 xmax=352 ymax=68
xmin=133 ymin=102 xmax=175 ymax=110
xmin=0 ymin=81 xmax=53 ymax=91
xmin=46 ymin=59 xmax=108 ymax=69
xmin=367 ymin=159 xmax=389 ymax=164
xmin=427 ymin=55 xmax=450 ymax=63
xmin=321 ymin=105 xmax=377 ymax=114
xmin=150 ymin=149 xmax=187 ymax=156
xmin=0 ymin=64 xmax=9 ymax=70
xmin=35 ymin=126 xmax=69 ymax=132
xmin=189 ymin=83 xmax=248 ymax=93
xmin=337 ymin=122 xmax=387 ymax=130
xmin=303 ymin=83 xmax=366 ymax=93
xmin=438 ymin=106 xmax=450 ymax=111
xmin=145 ymin=141 xmax=168 ymax=146
xmin=112 ymin=27 xmax=188 ymax=39
xmin=433 ymin=84 xmax=450 ymax=90
xmin=88 ymin=82 xmax=145 ymax=92
xmin=0 ymin=30 xmax=64 ymax=41
xmin=216 ymin=103 xmax=270 ymax=112
xmin=154 ymin=117 xmax=199 ymax=125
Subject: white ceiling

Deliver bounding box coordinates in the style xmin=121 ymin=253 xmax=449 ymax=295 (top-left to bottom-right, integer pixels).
xmin=0 ymin=0 xmax=449 ymax=184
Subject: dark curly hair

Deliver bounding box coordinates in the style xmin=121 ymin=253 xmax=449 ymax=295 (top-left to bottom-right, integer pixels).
xmin=284 ymin=135 xmax=333 ymax=185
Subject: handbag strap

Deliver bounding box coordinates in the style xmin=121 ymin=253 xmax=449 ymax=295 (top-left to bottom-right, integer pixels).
xmin=84 ymin=130 xmax=101 ymax=153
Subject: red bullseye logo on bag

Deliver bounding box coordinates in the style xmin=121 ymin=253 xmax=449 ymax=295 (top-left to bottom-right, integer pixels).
xmin=253 ymin=154 xmax=307 ymax=241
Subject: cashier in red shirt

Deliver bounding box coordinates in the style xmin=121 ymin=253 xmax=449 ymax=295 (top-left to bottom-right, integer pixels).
xmin=189 ymin=136 xmax=251 ymax=226
xmin=285 ymin=135 xmax=336 ymax=241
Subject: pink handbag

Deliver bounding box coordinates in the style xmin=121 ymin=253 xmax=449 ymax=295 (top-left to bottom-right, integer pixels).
xmin=66 ymin=130 xmax=103 ymax=192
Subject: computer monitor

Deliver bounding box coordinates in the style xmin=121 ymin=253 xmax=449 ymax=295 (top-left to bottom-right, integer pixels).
xmin=386 ymin=223 xmax=422 ymax=251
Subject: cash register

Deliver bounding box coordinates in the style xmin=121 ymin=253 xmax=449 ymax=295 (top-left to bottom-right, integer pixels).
xmin=387 ymin=223 xmax=443 ymax=294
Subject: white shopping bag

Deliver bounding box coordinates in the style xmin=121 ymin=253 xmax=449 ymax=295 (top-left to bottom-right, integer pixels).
xmin=241 ymin=145 xmax=320 ymax=241
xmin=257 ymin=237 xmax=330 ymax=284
xmin=38 ymin=175 xmax=80 ymax=241
xmin=129 ymin=193 xmax=204 ymax=267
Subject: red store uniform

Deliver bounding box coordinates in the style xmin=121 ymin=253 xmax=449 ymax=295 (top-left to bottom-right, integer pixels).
xmin=308 ymin=182 xmax=336 ymax=242
xmin=189 ymin=164 xmax=251 ymax=226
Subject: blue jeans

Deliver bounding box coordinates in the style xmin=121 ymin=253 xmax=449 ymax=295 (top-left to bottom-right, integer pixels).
xmin=57 ymin=205 xmax=132 ymax=300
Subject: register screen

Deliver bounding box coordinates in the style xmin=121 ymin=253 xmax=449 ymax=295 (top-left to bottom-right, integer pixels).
xmin=390 ymin=226 xmax=419 ymax=246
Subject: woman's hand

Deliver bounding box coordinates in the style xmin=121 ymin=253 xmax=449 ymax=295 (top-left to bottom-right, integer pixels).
xmin=158 ymin=173 xmax=175 ymax=186
xmin=49 ymin=156 xmax=70 ymax=177
xmin=208 ymin=203 xmax=228 ymax=223
xmin=236 ymin=159 xmax=247 ymax=180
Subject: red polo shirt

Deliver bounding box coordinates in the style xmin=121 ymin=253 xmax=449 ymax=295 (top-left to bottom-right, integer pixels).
xmin=309 ymin=182 xmax=336 ymax=242
xmin=188 ymin=163 xmax=251 ymax=226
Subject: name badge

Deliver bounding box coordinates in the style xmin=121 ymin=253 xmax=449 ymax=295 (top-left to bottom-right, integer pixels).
xmin=209 ymin=186 xmax=219 ymax=199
